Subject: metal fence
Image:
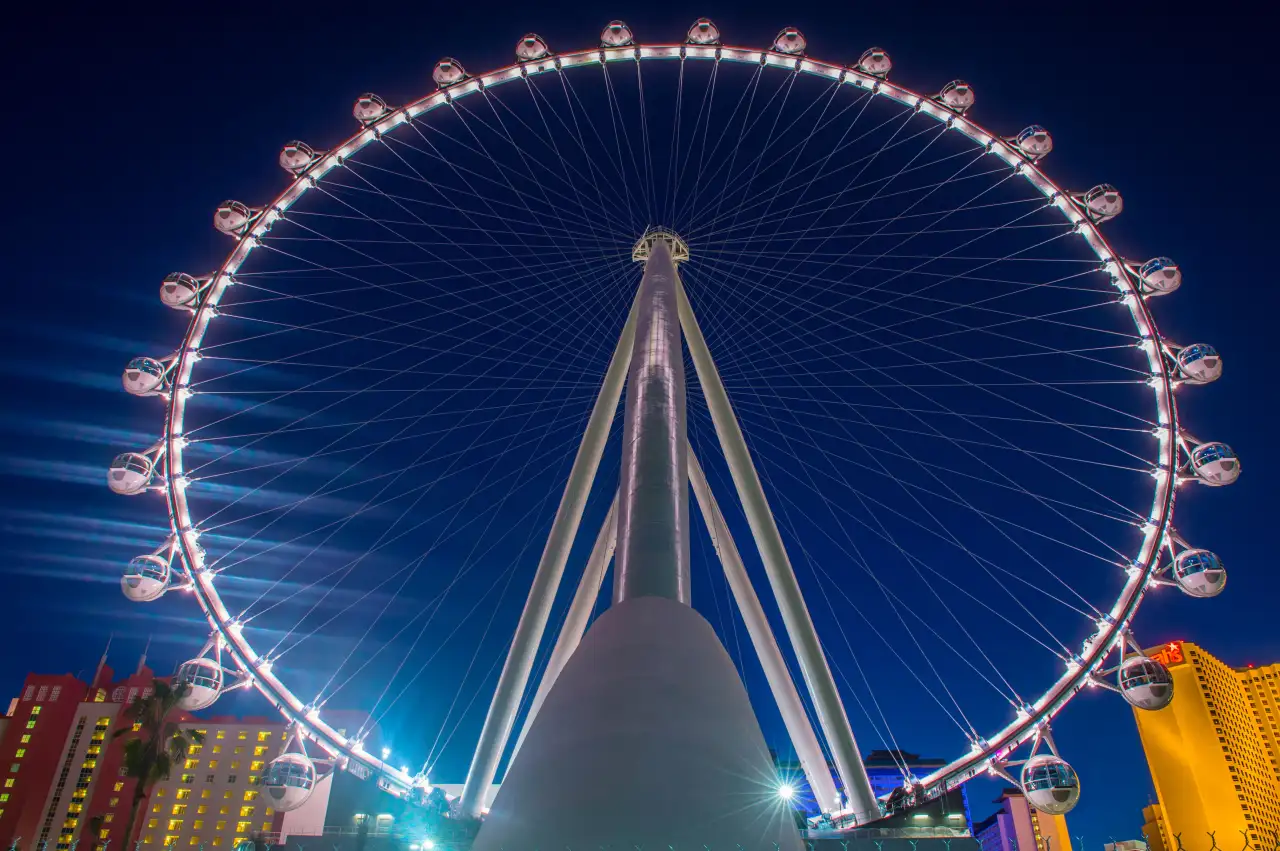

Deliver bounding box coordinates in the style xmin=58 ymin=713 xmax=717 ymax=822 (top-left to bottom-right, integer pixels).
xmin=1139 ymin=831 xmax=1280 ymax=851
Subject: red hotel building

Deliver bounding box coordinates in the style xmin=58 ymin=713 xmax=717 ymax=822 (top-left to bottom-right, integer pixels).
xmin=0 ymin=654 xmax=300 ymax=851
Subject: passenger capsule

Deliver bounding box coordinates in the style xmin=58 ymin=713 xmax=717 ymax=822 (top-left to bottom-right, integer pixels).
xmin=1082 ymin=184 xmax=1123 ymax=222
xmin=1014 ymin=125 xmax=1053 ymax=159
xmin=1138 ymin=257 xmax=1181 ymax=295
xmin=601 ymin=21 xmax=634 ymax=48
xmin=174 ymin=658 xmax=223 ymax=711
xmin=687 ymin=18 xmax=721 ymax=45
xmin=108 ymin=452 xmax=154 ymax=496
xmin=1019 ymin=754 xmax=1080 ymax=815
xmin=122 ymin=357 xmax=168 ymax=396
xmin=353 ymin=93 xmax=389 ymax=124
xmin=857 ymin=47 xmax=892 ymax=77
xmin=213 ymin=201 xmax=254 ymax=236
xmin=939 ymin=80 xmax=975 ymax=112
xmin=122 ymin=554 xmax=170 ymax=602
xmin=160 ymin=272 xmax=203 ymax=310
xmin=1190 ymin=442 xmax=1240 ymax=486
xmin=772 ymin=27 xmax=806 ymax=56
xmin=516 ymin=34 xmax=551 ymax=62
xmin=263 ymin=752 xmax=318 ymax=811
xmin=279 ymin=141 xmax=319 ymax=175
xmin=1176 ymin=343 xmax=1222 ymax=384
xmin=1118 ymin=655 xmax=1174 ymax=711
xmin=1173 ymin=548 xmax=1227 ymax=597
xmin=432 ymin=58 xmax=466 ymax=88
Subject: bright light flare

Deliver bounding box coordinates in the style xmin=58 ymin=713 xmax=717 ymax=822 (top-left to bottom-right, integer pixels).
xmin=778 ymin=783 xmax=795 ymax=801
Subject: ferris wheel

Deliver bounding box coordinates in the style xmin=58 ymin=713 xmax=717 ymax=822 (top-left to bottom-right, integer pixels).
xmin=110 ymin=19 xmax=1237 ymax=823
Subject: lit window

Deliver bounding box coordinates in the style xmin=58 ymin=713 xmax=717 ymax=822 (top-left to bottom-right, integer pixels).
xmin=253 ymin=746 xmax=268 ymax=756
xmin=257 ymin=731 xmax=271 ymax=742
xmin=239 ymin=806 xmax=255 ymax=817
xmin=230 ymin=761 xmax=241 ymax=770
xmin=234 ymin=747 xmax=244 ymax=755
xmin=211 ymin=840 xmax=223 ymax=848
xmin=215 ymin=731 xmax=225 ymax=740
xmin=201 ymin=790 xmax=211 ymax=799
xmin=176 ymin=789 xmax=191 ymax=801
xmin=193 ymin=820 xmax=204 ymax=830
xmin=224 ymin=791 xmax=234 ymax=799
xmin=99 ymin=831 xmax=109 ymax=841
xmin=19 ymin=735 xmax=29 ymax=744
xmin=220 ymin=806 xmax=230 ymax=815
xmin=3 ymin=780 xmax=12 ymax=788
xmin=185 ymin=759 xmax=199 ymax=770
xmin=237 ymin=732 xmax=247 ymax=740
xmin=208 ymin=760 xmax=219 ymax=769
xmin=14 ymin=750 xmax=24 ymax=759
xmin=103 ymin=814 xmax=114 ymax=824
xmin=243 ymin=790 xmax=259 ymax=802
xmin=236 ymin=820 xmax=252 ymax=832
xmin=261 ymin=822 xmax=271 ymax=831
xmin=249 ymin=761 xmax=264 ymax=771
xmin=25 ymin=721 xmax=35 ymax=730
xmin=197 ymin=805 xmax=208 ymax=814
xmin=0 ymin=794 xmax=6 ymax=803
xmin=147 ymin=819 xmax=159 ymax=829
xmin=212 ymin=746 xmax=222 ymax=754
xmin=163 ymin=836 xmax=179 ymax=848
xmin=166 ymin=819 xmax=184 ymax=831
xmin=156 ymin=788 xmax=167 ymax=798
xmin=31 ymin=706 xmax=42 ymax=715
xmin=215 ymin=820 xmax=226 ymax=829
xmin=172 ymin=804 xmax=187 ymax=815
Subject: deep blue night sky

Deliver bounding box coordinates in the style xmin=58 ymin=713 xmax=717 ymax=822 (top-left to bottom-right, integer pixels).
xmin=0 ymin=2 xmax=1274 ymax=842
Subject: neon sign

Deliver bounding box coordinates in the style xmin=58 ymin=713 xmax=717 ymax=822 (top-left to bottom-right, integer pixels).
xmin=1149 ymin=641 xmax=1185 ymax=667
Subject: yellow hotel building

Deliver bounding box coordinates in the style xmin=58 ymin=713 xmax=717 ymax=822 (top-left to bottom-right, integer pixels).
xmin=1133 ymin=641 xmax=1280 ymax=848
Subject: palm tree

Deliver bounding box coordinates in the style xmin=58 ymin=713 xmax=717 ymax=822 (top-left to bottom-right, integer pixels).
xmin=112 ymin=681 xmax=205 ymax=849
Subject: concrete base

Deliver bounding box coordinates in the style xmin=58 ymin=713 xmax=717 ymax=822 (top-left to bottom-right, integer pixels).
xmin=473 ymin=595 xmax=804 ymax=851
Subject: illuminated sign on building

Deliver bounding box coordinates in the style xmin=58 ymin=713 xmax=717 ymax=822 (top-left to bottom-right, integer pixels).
xmin=1148 ymin=642 xmax=1184 ymax=668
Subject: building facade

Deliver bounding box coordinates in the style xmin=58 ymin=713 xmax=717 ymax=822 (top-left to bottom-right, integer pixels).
xmin=0 ymin=658 xmax=167 ymax=851
xmin=131 ymin=715 xmax=293 ymax=850
xmin=0 ymin=659 xmax=342 ymax=851
xmin=973 ymin=788 xmax=1071 ymax=851
xmin=1132 ymin=641 xmax=1280 ymax=847
xmin=1141 ymin=804 xmax=1170 ymax=851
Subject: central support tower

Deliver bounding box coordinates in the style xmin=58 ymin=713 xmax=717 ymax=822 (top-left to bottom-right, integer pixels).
xmin=472 ymin=229 xmax=801 ymax=851
xmin=614 ymin=231 xmax=691 ymax=604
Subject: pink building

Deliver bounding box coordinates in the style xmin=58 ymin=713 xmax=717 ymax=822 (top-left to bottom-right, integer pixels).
xmin=975 ymin=788 xmax=1073 ymax=851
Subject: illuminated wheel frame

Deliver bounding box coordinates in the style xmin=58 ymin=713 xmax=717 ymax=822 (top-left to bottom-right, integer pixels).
xmin=118 ymin=27 xmax=1232 ymax=810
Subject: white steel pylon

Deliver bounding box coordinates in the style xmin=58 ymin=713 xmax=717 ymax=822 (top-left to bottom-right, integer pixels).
xmin=687 ymin=448 xmax=842 ymax=815
xmin=508 ymin=496 xmax=618 ymax=763
xmin=460 ymin=230 xmax=877 ymax=820
xmin=457 ymin=301 xmax=638 ymax=817
xmin=676 ymin=278 xmax=878 ymax=818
